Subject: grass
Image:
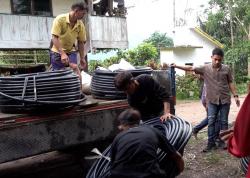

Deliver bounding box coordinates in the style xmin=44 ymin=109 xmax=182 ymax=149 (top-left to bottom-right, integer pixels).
xmin=180 ymin=131 xmax=245 ymax=177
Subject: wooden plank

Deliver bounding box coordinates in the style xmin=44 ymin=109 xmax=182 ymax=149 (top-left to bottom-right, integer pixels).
xmin=0 ymin=14 xmax=54 ymax=49
xmin=1 ymin=15 xmax=11 ymax=40
xmin=91 ymin=40 xmax=128 ymax=49
xmin=19 ymin=16 xmax=31 ymax=41
xmin=0 ymin=14 xmax=128 ymax=49
xmin=89 ymin=16 xmax=128 ymax=49
xmin=0 ymin=41 xmax=50 ymax=49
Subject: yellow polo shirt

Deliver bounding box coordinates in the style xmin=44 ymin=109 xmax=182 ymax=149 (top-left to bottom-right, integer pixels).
xmin=51 ymin=13 xmax=86 ymax=53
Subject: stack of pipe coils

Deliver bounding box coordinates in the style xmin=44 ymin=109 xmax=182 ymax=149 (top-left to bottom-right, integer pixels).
xmin=0 ymin=70 xmax=85 ymax=113
xmin=240 ymin=156 xmax=250 ymax=175
xmin=86 ymin=116 xmax=192 ymax=178
xmin=91 ymin=67 xmax=153 ymax=99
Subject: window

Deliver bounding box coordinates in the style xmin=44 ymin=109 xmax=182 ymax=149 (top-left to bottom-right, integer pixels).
xmin=11 ymin=0 xmax=52 ymax=16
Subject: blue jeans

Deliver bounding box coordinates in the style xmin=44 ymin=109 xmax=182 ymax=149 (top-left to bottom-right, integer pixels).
xmin=193 ymin=117 xmax=208 ymax=133
xmin=193 ymin=113 xmax=220 ymax=133
xmin=207 ymin=102 xmax=230 ymax=144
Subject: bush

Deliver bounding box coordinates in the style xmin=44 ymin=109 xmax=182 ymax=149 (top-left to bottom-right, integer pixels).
xmin=88 ymin=60 xmax=104 ymax=72
xmin=236 ymin=82 xmax=249 ymax=95
xmin=176 ymin=74 xmax=201 ymax=100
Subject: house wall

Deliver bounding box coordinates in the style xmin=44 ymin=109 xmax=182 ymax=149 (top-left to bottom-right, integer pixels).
xmin=89 ymin=16 xmax=128 ymax=49
xmin=0 ymin=14 xmax=54 ymax=49
xmin=0 ymin=0 xmax=11 ymax=14
xmin=161 ymin=28 xmax=218 ymax=75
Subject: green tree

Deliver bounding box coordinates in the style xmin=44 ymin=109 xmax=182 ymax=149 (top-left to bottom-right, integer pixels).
xmin=203 ymin=0 xmax=250 ymax=82
xmin=133 ymin=42 xmax=158 ymax=66
xmin=204 ymin=0 xmax=250 ymax=44
xmin=143 ymin=31 xmax=173 ymax=60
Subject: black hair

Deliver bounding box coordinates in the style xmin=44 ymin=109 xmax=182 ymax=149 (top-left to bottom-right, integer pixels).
xmin=71 ymin=2 xmax=88 ymax=11
xmin=212 ymin=48 xmax=224 ymax=57
xmin=114 ymin=71 xmax=133 ymax=90
xmin=118 ymin=109 xmax=141 ymax=125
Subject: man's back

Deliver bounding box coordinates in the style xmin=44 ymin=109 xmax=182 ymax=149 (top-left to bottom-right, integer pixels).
xmin=110 ymin=126 xmax=175 ymax=178
xmin=128 ymin=74 xmax=169 ymax=120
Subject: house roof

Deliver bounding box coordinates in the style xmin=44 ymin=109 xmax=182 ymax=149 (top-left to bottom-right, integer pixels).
xmin=193 ymin=27 xmax=224 ymax=48
xmin=160 ymin=45 xmax=203 ymax=50
xmin=161 ymin=27 xmax=224 ymax=51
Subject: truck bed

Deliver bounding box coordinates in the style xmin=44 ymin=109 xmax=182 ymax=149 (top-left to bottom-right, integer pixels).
xmin=0 ymin=96 xmax=128 ymax=164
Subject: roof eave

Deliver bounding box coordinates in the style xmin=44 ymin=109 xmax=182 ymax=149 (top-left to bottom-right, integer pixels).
xmin=193 ymin=27 xmax=224 ymax=48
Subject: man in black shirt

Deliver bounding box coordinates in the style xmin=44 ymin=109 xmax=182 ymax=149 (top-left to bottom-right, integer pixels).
xmin=110 ymin=109 xmax=184 ymax=178
xmin=114 ymin=71 xmax=171 ymax=121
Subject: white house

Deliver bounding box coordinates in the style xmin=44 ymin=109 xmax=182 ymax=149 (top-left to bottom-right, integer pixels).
xmin=160 ymin=27 xmax=224 ymax=75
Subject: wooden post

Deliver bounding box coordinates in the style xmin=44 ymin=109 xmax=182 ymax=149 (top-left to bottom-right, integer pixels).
xmin=108 ymin=0 xmax=113 ymax=16
xmin=33 ymin=50 xmax=37 ymax=64
xmin=87 ymin=0 xmax=93 ymax=15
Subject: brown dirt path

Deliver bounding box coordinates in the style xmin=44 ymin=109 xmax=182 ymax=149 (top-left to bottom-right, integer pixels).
xmin=175 ymin=94 xmax=248 ymax=178
xmin=175 ymin=94 xmax=247 ymax=126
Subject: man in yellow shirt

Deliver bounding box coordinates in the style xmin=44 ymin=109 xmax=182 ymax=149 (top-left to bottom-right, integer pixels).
xmin=50 ymin=2 xmax=88 ymax=80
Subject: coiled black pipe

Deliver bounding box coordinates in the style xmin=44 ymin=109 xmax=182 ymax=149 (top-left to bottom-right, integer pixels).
xmin=0 ymin=70 xmax=86 ymax=112
xmin=86 ymin=116 xmax=192 ymax=178
xmin=240 ymin=156 xmax=250 ymax=174
xmin=91 ymin=67 xmax=153 ymax=99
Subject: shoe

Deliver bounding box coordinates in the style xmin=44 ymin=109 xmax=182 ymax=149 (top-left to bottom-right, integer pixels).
xmin=202 ymin=143 xmax=217 ymax=152
xmin=217 ymin=140 xmax=227 ymax=150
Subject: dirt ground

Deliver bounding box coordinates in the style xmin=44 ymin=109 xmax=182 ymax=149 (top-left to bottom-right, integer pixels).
xmin=175 ymin=95 xmax=247 ymax=178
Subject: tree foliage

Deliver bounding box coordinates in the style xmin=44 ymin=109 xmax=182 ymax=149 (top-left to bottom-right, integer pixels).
xmin=203 ymin=0 xmax=250 ymax=82
xmin=206 ymin=0 xmax=250 ymax=44
xmin=143 ymin=31 xmax=173 ymax=60
xmin=143 ymin=31 xmax=174 ymax=49
xmin=88 ymin=42 xmax=158 ymax=72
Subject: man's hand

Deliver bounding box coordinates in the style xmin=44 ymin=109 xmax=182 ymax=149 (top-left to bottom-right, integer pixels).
xmin=220 ymin=128 xmax=234 ymax=144
xmin=80 ymin=58 xmax=87 ymax=70
xmin=234 ymin=96 xmax=240 ymax=107
xmin=169 ymin=151 xmax=184 ymax=174
xmin=171 ymin=63 xmax=176 ymax=67
xmin=61 ymin=52 xmax=69 ymax=67
xmin=160 ymin=113 xmax=172 ymax=122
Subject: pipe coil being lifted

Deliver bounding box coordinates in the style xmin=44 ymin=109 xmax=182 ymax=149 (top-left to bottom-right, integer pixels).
xmin=86 ymin=116 xmax=192 ymax=178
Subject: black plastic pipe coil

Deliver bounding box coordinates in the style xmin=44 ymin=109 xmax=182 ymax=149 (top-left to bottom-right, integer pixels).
xmin=91 ymin=67 xmax=153 ymax=100
xmin=86 ymin=116 xmax=192 ymax=178
xmin=0 ymin=70 xmax=86 ymax=112
xmin=240 ymin=156 xmax=250 ymax=175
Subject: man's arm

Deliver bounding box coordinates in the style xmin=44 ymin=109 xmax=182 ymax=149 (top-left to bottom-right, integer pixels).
xmin=160 ymin=101 xmax=171 ymax=121
xmin=78 ymin=40 xmax=87 ymax=69
xmin=168 ymin=151 xmax=185 ymax=173
xmin=52 ymin=35 xmax=69 ymax=65
xmin=147 ymin=76 xmax=171 ymax=120
xmin=153 ymin=127 xmax=184 ymax=174
xmin=229 ymin=82 xmax=240 ymax=107
xmin=171 ymin=64 xmax=194 ymax=71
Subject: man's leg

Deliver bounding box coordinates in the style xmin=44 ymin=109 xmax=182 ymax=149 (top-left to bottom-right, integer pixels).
xmin=193 ymin=117 xmax=208 ymax=133
xmin=203 ymin=102 xmax=219 ymax=152
xmin=217 ymin=103 xmax=230 ymax=149
xmin=193 ymin=117 xmax=208 ymax=139
xmin=219 ymin=103 xmax=230 ymax=131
